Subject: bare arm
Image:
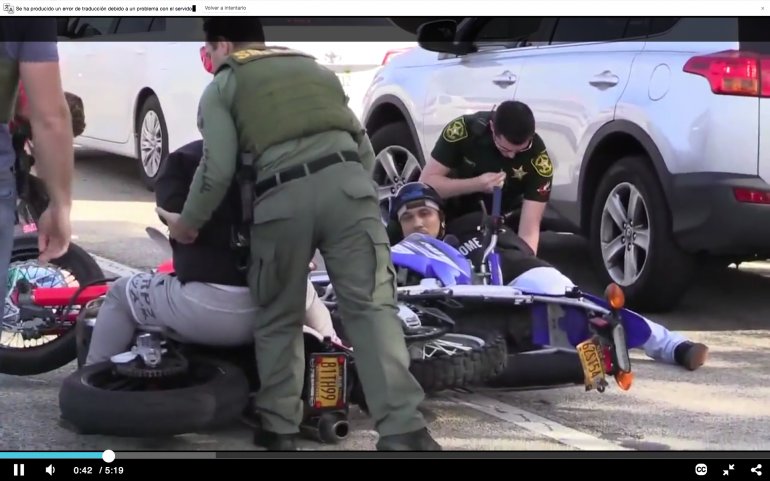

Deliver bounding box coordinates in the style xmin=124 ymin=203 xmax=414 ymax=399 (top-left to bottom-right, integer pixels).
xmin=518 ymin=200 xmax=546 ymax=254
xmin=19 ymin=48 xmax=74 ymax=209
xmin=419 ymin=157 xmax=481 ymax=199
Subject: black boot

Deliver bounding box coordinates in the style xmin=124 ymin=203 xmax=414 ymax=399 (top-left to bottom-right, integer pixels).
xmin=674 ymin=341 xmax=709 ymax=371
xmin=376 ymin=427 xmax=442 ymax=451
xmin=253 ymin=428 xmax=299 ymax=451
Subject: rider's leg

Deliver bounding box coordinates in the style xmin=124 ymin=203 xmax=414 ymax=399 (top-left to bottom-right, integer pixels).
xmin=85 ymin=273 xmax=258 ymax=365
xmin=85 ymin=276 xmax=140 ymax=365
xmin=641 ymin=324 xmax=708 ymax=370
xmin=508 ymin=266 xmax=575 ymax=295
xmin=302 ymin=278 xmax=342 ymax=344
xmin=508 ymin=266 xmax=709 ymax=370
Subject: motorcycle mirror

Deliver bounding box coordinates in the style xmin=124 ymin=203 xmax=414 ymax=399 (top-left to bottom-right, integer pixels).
xmin=145 ymin=226 xmax=172 ymax=256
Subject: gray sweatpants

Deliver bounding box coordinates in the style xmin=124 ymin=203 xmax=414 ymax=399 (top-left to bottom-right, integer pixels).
xmin=85 ymin=272 xmax=337 ymax=365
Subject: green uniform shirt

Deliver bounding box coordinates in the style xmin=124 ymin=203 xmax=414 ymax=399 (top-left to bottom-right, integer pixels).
xmin=179 ymin=67 xmax=376 ymax=230
xmin=430 ymin=111 xmax=553 ymax=219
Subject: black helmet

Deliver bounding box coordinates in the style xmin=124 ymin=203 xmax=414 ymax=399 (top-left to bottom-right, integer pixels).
xmin=389 ymin=182 xmax=444 ymax=221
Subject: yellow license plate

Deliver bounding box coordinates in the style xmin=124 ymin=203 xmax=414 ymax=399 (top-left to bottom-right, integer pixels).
xmin=577 ymin=340 xmax=606 ymax=391
xmin=309 ymin=353 xmax=347 ymax=410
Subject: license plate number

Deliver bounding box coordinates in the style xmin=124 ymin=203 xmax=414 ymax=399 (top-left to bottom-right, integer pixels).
xmin=308 ymin=353 xmax=347 ymax=410
xmin=577 ymin=340 xmax=606 ymax=390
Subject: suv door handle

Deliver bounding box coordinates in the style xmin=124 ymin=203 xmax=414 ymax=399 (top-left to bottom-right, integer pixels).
xmin=589 ymin=71 xmax=620 ymax=88
xmin=492 ymin=71 xmax=517 ymax=88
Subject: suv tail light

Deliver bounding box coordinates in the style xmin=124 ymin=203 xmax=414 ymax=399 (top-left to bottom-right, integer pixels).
xmin=683 ymin=50 xmax=770 ymax=97
xmin=381 ymin=47 xmax=412 ymax=65
xmin=733 ymin=187 xmax=770 ymax=204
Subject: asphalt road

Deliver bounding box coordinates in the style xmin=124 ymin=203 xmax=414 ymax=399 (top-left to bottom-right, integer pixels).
xmin=2 ymin=149 xmax=769 ymax=452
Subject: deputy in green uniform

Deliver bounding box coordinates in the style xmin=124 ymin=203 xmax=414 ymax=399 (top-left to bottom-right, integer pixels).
xmin=157 ymin=18 xmax=440 ymax=451
xmin=420 ymin=100 xmax=553 ymax=254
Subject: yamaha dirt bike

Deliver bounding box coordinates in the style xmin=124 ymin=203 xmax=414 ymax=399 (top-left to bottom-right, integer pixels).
xmin=313 ymin=187 xmax=649 ymax=393
xmin=7 ymin=227 xmax=506 ymax=440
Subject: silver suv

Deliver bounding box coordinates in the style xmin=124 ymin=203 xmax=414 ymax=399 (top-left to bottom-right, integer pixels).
xmin=362 ymin=17 xmax=770 ymax=312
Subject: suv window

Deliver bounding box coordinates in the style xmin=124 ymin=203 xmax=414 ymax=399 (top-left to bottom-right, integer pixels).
xmin=149 ymin=18 xmax=166 ymax=32
xmin=472 ymin=18 xmax=544 ymax=50
xmin=115 ymin=18 xmax=153 ymax=34
xmin=550 ymin=17 xmax=629 ymax=44
xmin=75 ymin=17 xmax=117 ymax=38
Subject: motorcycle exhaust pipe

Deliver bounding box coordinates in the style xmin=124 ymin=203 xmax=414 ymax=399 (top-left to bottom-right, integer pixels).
xmin=300 ymin=411 xmax=350 ymax=444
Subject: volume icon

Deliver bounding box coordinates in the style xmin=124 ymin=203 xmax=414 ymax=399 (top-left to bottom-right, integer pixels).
xmin=46 ymin=465 xmax=55 ymax=476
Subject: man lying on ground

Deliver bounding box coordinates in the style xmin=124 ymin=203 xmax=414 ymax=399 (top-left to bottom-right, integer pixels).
xmin=387 ymin=182 xmax=708 ymax=371
xmin=84 ymin=139 xmax=341 ymax=365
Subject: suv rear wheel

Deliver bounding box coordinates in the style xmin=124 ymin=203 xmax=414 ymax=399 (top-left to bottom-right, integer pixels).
xmin=589 ymin=155 xmax=695 ymax=312
xmin=369 ymin=122 xmax=423 ymax=223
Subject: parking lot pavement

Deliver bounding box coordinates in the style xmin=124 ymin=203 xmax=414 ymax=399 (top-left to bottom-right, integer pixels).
xmin=3 ymin=150 xmax=768 ymax=451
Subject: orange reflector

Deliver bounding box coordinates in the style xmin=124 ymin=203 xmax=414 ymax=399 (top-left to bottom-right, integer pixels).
xmin=605 ymin=283 xmax=625 ymax=310
xmin=615 ymin=371 xmax=634 ymax=391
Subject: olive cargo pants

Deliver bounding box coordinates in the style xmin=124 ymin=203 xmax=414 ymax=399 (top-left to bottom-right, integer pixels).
xmin=246 ymin=159 xmax=427 ymax=437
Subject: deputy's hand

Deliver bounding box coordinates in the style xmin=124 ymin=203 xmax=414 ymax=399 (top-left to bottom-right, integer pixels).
xmin=155 ymin=207 xmax=199 ymax=244
xmin=476 ymin=172 xmax=507 ymax=193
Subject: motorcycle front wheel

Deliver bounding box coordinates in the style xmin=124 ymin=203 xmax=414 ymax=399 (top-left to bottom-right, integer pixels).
xmin=0 ymin=234 xmax=105 ymax=375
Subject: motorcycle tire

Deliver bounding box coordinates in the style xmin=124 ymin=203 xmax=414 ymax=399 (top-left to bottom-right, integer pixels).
xmin=0 ymin=234 xmax=105 ymax=376
xmin=409 ymin=328 xmax=507 ymax=394
xmin=486 ymin=349 xmax=585 ymax=388
xmin=59 ymin=357 xmax=250 ymax=437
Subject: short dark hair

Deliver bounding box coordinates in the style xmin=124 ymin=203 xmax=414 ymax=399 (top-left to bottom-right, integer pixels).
xmin=202 ymin=17 xmax=265 ymax=44
xmin=492 ymin=100 xmax=535 ymax=145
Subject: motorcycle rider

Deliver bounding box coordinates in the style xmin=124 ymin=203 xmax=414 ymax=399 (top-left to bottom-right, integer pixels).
xmin=84 ymin=139 xmax=342 ymax=366
xmin=388 ymin=182 xmax=709 ymax=371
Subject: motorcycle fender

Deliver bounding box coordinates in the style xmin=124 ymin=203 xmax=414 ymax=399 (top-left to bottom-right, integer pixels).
xmin=581 ymin=293 xmax=651 ymax=349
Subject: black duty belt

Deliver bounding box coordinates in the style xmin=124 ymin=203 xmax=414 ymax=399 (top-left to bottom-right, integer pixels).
xmin=254 ymin=150 xmax=358 ymax=197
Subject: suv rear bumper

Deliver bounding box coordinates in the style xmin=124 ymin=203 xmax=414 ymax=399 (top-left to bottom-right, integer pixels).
xmin=669 ymin=173 xmax=770 ymax=257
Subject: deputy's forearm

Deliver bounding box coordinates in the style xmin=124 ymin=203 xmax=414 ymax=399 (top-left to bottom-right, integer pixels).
xmin=421 ymin=173 xmax=480 ymax=199
xmin=180 ymin=159 xmax=233 ymax=230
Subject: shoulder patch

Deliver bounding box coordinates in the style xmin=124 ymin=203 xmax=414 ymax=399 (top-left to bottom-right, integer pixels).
xmin=229 ymin=47 xmax=311 ymax=64
xmin=531 ymin=151 xmax=553 ymax=177
xmin=442 ymin=117 xmax=469 ymax=143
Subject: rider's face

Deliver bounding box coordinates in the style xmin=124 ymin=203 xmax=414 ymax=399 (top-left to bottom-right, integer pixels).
xmin=399 ymin=206 xmax=442 ymax=238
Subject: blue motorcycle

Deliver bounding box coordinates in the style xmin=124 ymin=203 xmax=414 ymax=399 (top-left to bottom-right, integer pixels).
xmin=314 ymin=187 xmax=650 ymax=393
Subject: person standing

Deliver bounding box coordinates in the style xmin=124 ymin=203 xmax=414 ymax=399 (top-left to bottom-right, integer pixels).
xmin=0 ymin=18 xmax=74 ymax=302
xmin=158 ymin=18 xmax=440 ymax=451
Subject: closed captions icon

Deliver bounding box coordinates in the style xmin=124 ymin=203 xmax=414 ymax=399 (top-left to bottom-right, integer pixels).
xmin=697 ymin=464 xmax=709 ymax=476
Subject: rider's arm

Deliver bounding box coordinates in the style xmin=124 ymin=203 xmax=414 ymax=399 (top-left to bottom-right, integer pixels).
xmin=179 ymin=71 xmax=238 ymax=230
xmin=419 ymin=116 xmax=481 ymax=198
xmin=16 ymin=19 xmax=74 ymax=209
xmin=155 ymin=142 xmax=202 ymax=222
xmin=519 ymin=135 xmax=554 ymax=254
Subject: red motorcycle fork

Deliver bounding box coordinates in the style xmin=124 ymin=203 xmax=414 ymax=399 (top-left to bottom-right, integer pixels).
xmin=30 ymin=285 xmax=109 ymax=307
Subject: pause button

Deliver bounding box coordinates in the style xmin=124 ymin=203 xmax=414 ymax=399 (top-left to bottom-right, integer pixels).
xmin=13 ymin=463 xmax=24 ymax=476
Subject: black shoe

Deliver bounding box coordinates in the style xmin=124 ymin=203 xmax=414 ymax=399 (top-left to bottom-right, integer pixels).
xmin=376 ymin=427 xmax=442 ymax=451
xmin=253 ymin=428 xmax=298 ymax=451
xmin=674 ymin=341 xmax=709 ymax=371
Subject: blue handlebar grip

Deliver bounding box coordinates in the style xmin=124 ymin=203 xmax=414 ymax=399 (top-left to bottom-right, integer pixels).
xmin=492 ymin=185 xmax=502 ymax=217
